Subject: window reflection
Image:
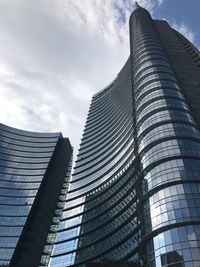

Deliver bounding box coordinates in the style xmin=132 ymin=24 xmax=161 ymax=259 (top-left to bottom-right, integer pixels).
xmin=146 ymin=225 xmax=200 ymax=266
xmin=0 ymin=123 xmax=60 ymax=265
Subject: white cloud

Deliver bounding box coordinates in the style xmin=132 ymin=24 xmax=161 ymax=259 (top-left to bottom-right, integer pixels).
xmin=170 ymin=20 xmax=195 ymax=43
xmin=0 ymin=0 xmax=165 ymax=156
xmin=157 ymin=0 xmax=165 ymax=6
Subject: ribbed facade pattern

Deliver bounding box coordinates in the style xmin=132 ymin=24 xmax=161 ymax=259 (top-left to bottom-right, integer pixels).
xmin=49 ymin=59 xmax=141 ymax=267
xmin=0 ymin=123 xmax=72 ymax=267
xmin=48 ymin=4 xmax=200 ymax=267
xmin=130 ymin=7 xmax=200 ymax=267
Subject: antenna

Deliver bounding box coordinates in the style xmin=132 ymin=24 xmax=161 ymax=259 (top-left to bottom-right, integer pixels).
xmin=135 ymin=1 xmax=141 ymax=8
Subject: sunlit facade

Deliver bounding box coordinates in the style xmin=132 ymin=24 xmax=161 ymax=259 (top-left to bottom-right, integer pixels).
xmin=0 ymin=123 xmax=72 ymax=267
xmin=49 ymin=3 xmax=200 ymax=267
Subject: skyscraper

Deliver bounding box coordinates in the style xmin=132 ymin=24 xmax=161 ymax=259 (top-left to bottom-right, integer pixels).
xmin=48 ymin=3 xmax=200 ymax=267
xmin=0 ymin=123 xmax=72 ymax=267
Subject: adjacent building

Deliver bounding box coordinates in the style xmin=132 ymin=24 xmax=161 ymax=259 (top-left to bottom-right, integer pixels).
xmin=0 ymin=123 xmax=72 ymax=267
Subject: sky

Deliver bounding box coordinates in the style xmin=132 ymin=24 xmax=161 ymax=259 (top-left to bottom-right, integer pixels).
xmin=0 ymin=0 xmax=199 ymax=157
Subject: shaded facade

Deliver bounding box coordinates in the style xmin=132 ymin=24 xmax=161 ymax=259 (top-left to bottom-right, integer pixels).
xmin=48 ymin=3 xmax=200 ymax=267
xmin=0 ymin=123 xmax=72 ymax=267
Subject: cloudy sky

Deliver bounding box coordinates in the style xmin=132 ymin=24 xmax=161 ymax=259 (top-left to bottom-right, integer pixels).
xmin=0 ymin=0 xmax=199 ymax=157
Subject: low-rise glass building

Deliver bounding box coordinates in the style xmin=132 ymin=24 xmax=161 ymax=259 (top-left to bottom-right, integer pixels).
xmin=0 ymin=123 xmax=72 ymax=267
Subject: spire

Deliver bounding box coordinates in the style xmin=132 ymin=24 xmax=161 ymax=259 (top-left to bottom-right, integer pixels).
xmin=135 ymin=1 xmax=141 ymax=9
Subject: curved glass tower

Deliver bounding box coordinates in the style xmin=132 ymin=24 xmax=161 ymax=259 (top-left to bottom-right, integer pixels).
xmin=0 ymin=123 xmax=72 ymax=267
xmin=49 ymin=3 xmax=200 ymax=267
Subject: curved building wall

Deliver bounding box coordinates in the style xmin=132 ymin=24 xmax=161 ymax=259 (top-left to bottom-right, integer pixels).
xmin=0 ymin=123 xmax=72 ymax=267
xmin=49 ymin=4 xmax=200 ymax=267
xmin=130 ymin=6 xmax=200 ymax=267
xmin=49 ymin=59 xmax=141 ymax=267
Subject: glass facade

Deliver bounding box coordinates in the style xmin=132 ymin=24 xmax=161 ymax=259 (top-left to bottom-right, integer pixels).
xmin=48 ymin=3 xmax=200 ymax=267
xmin=0 ymin=123 xmax=72 ymax=267
xmin=130 ymin=6 xmax=200 ymax=267
xmin=49 ymin=58 xmax=139 ymax=267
